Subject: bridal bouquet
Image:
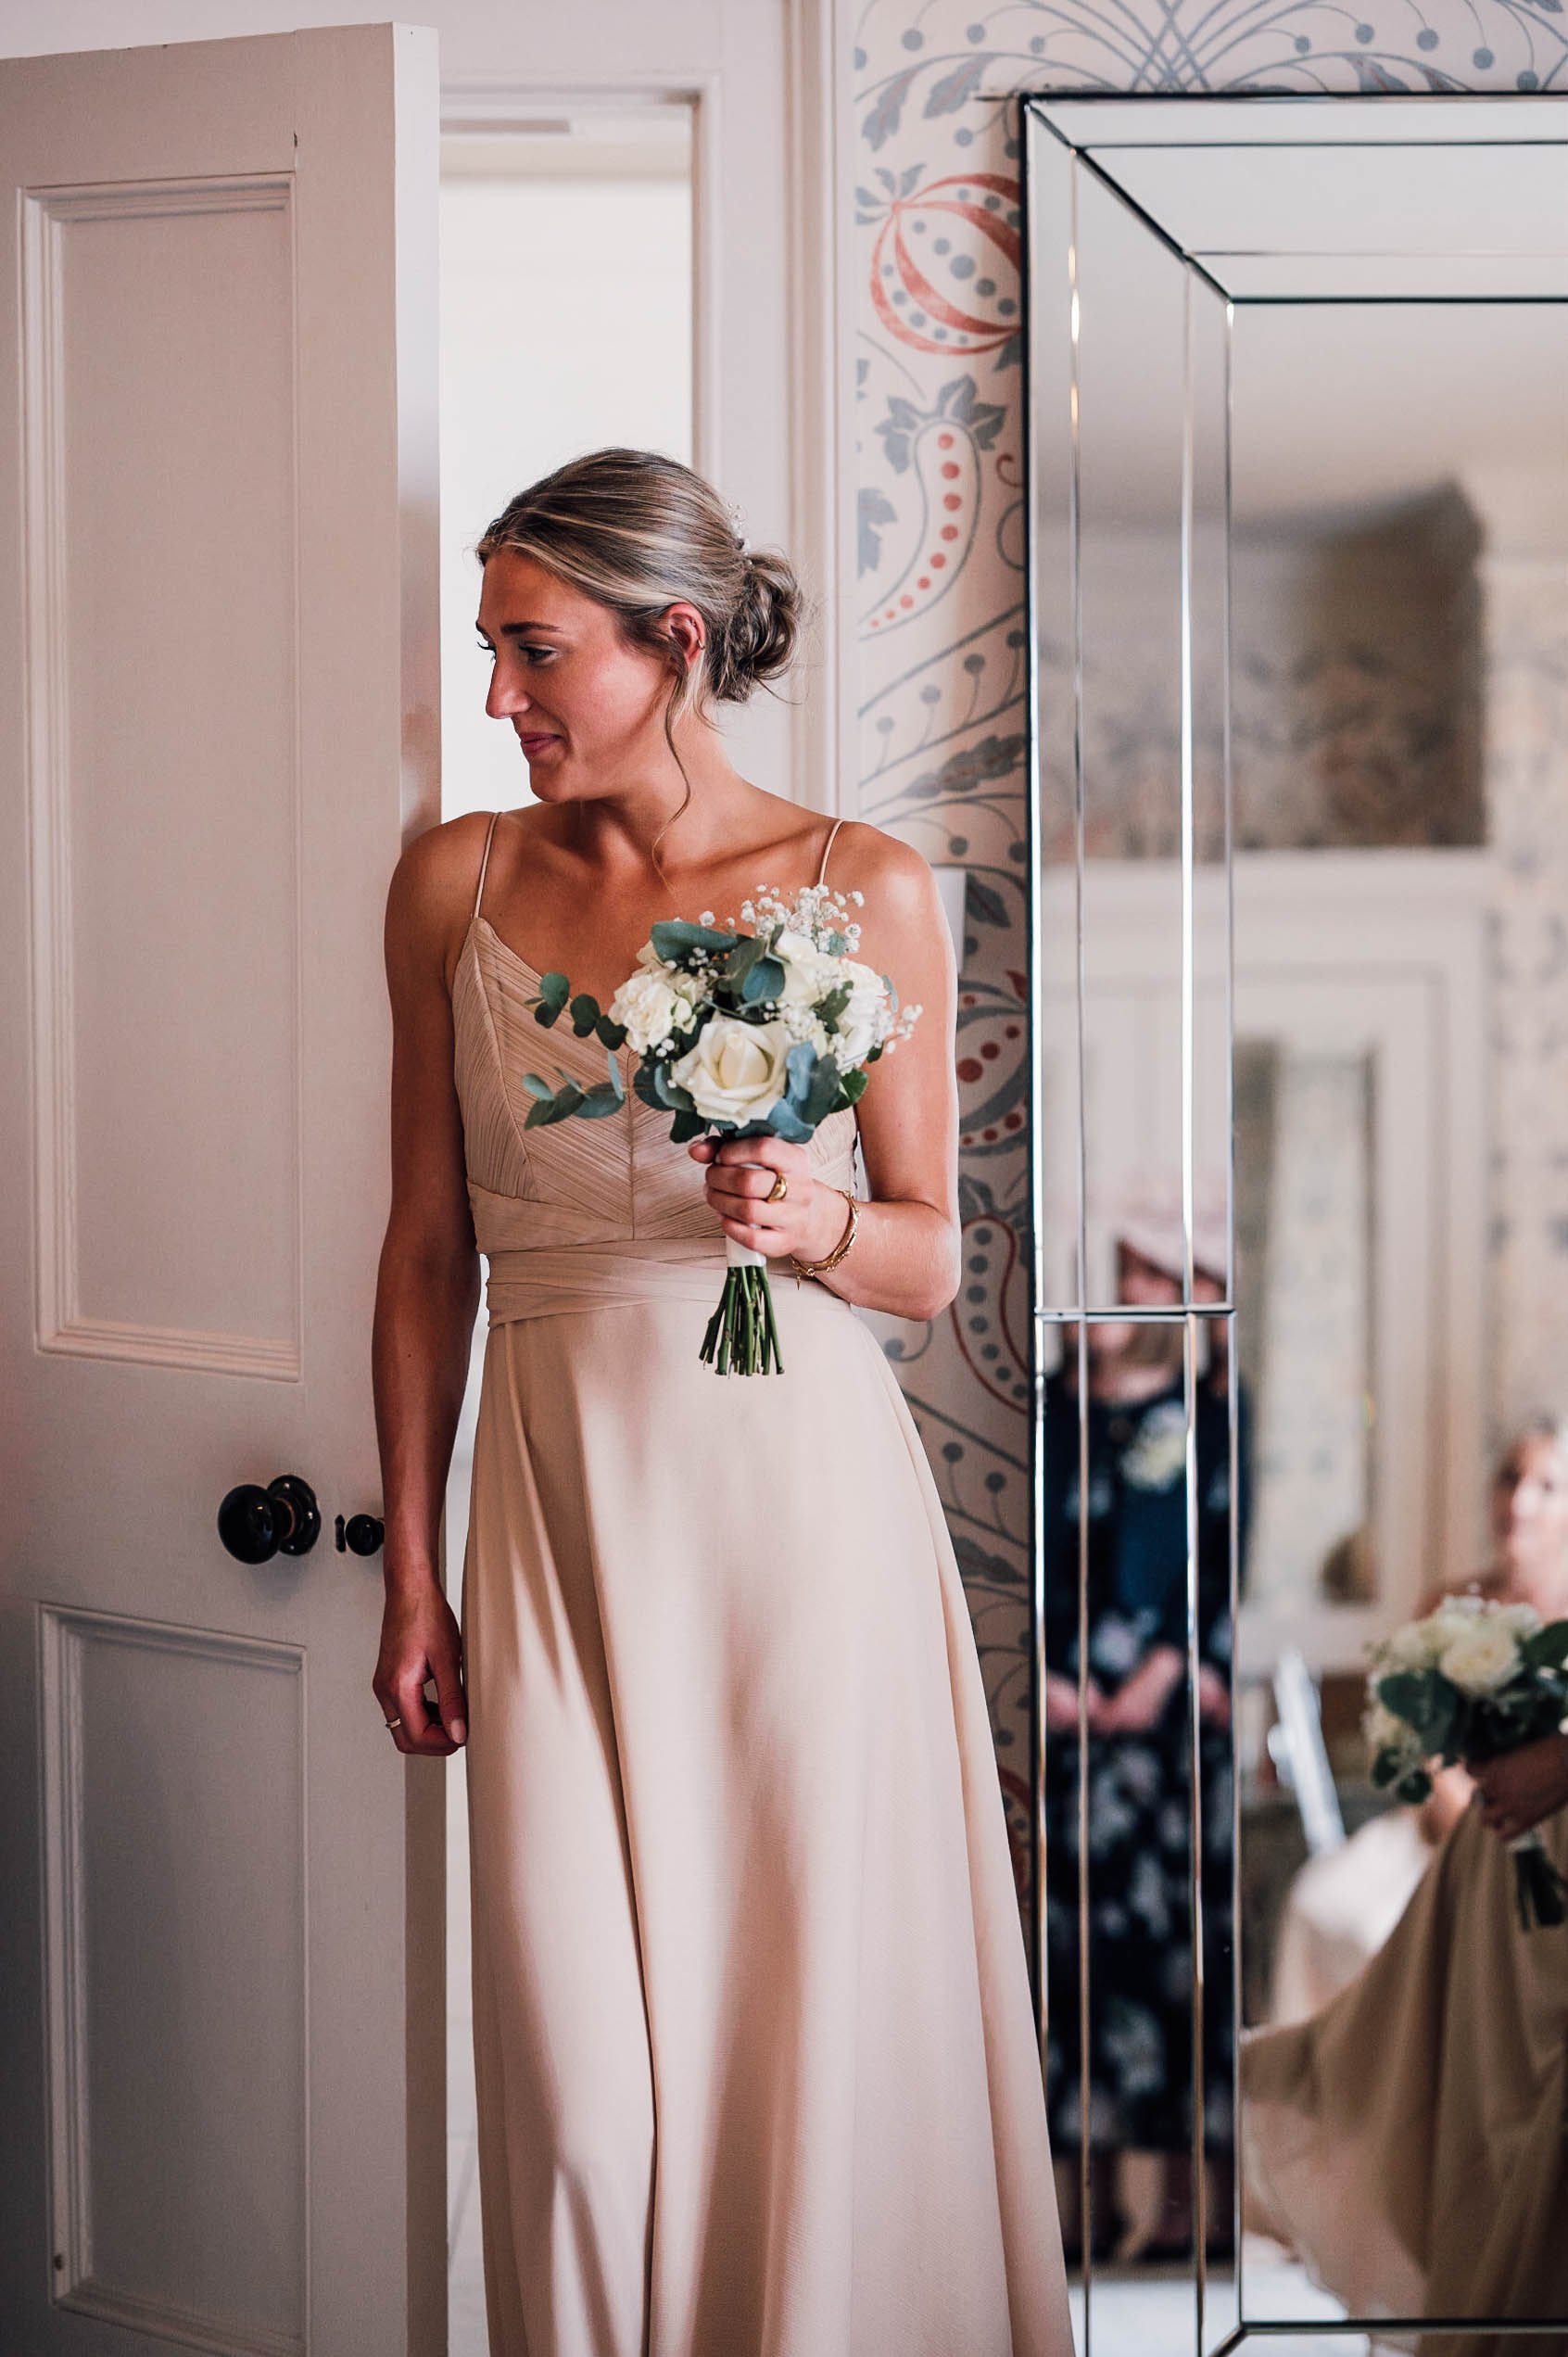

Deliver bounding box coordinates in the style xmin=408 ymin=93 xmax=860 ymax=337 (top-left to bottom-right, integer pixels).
xmin=1365 ymin=1593 xmax=1568 ymax=1929
xmin=516 ymin=879 xmax=921 ymax=1376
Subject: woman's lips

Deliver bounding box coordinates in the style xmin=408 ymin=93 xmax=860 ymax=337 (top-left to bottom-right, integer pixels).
xmin=519 ymin=732 xmax=559 ymax=754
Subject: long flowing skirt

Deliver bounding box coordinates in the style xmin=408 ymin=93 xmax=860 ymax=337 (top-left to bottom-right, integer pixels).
xmin=460 ymin=1274 xmax=1073 ymax=2356
xmin=1242 ymin=1800 xmax=1568 ymax=2357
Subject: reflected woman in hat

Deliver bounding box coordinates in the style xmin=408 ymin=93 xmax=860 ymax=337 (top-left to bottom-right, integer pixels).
xmin=1040 ymin=1185 xmax=1246 ymax=2265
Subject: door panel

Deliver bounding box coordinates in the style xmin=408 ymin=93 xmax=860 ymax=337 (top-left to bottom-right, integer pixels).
xmin=0 ymin=27 xmax=444 ymax=2353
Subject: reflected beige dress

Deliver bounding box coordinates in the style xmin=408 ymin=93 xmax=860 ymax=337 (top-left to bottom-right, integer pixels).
xmin=453 ymin=811 xmax=1072 ymax=2357
xmin=1243 ymin=1798 xmax=1568 ymax=2357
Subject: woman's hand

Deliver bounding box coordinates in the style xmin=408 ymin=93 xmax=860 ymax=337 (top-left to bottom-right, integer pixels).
xmin=688 ymin=1134 xmax=848 ymax=1264
xmin=373 ymin=1581 xmax=467 ymax=1756
xmin=1094 ymin=1644 xmax=1185 ymax=1736
xmin=1418 ymin=1759 xmax=1474 ymax=1845
xmin=1472 ymin=1733 xmax=1568 ymax=1842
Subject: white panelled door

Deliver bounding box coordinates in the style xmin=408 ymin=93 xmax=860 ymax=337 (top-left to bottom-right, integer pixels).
xmin=0 ymin=27 xmax=445 ymax=2353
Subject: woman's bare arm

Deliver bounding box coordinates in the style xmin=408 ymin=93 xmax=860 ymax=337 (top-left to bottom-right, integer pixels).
xmin=690 ymin=823 xmax=963 ymax=1323
xmin=369 ymin=817 xmax=486 ymax=1755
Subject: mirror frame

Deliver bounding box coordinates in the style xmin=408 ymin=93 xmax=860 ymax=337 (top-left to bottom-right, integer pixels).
xmin=1021 ymin=87 xmax=1568 ymax=2354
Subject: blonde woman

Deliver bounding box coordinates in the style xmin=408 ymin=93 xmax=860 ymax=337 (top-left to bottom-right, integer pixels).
xmin=1268 ymin=1419 xmax=1568 ymax=2024
xmin=369 ymin=450 xmax=1072 ymax=2355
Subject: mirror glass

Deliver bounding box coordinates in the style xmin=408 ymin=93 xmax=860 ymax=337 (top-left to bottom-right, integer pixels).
xmin=1026 ymin=95 xmax=1568 ymax=2353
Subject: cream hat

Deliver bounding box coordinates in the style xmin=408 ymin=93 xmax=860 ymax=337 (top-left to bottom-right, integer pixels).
xmin=1106 ymin=1169 xmax=1228 ymax=1288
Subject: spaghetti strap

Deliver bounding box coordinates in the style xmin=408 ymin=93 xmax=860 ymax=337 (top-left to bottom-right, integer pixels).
xmin=816 ymin=815 xmax=845 ymax=889
xmin=473 ymin=809 xmax=501 ymax=923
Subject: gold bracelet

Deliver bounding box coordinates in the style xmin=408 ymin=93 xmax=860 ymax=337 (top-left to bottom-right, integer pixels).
xmin=790 ymin=1187 xmax=860 ymax=1286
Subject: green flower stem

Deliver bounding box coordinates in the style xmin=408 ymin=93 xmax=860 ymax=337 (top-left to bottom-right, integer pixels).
xmin=699 ymin=1264 xmax=785 ymax=1376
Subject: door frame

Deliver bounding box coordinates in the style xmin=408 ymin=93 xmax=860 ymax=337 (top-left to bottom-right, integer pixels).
xmin=439 ymin=0 xmax=855 ymax=817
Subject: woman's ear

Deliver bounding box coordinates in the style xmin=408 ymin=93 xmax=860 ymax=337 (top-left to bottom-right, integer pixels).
xmin=661 ymin=602 xmax=706 ymax=675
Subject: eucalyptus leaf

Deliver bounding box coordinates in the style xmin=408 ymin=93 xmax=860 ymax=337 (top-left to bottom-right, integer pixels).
xmin=815 ymin=981 xmax=852 ymax=1031
xmin=570 ymin=992 xmax=602 ymax=1035
xmin=1525 ymin=1620 xmax=1568 ymax=1669
xmin=740 ymin=954 xmax=786 ymax=1006
xmin=519 ymin=1071 xmax=555 ymax=1100
xmin=527 ymin=1080 xmax=585 ymax=1128
xmin=840 ymin=1066 xmax=869 ymax=1104
xmin=803 ymin=1054 xmax=843 ymax=1126
xmin=651 ymin=919 xmax=737 ymax=962
xmin=537 ymin=970 xmax=570 ymax=1007
xmin=725 ymin=933 xmax=765 ymax=985
xmin=783 ymin=1041 xmax=818 ymax=1105
xmin=651 ymin=1063 xmax=697 ymax=1114
xmin=766 ymin=1099 xmax=815 ymax=1144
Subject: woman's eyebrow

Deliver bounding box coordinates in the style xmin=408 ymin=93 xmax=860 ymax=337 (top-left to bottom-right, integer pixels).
xmin=477 ymin=619 xmax=567 ymax=640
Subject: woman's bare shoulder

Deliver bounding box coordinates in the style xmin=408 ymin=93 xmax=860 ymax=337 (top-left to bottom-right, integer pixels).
xmin=824 ymin=818 xmax=947 ymax=950
xmin=385 ymin=809 xmax=507 ymax=977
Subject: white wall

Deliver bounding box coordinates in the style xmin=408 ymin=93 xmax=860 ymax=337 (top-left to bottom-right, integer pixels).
xmin=439 ymin=167 xmax=693 ymax=820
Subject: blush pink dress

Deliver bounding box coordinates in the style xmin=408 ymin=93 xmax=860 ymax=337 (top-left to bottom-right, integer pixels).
xmin=452 ymin=808 xmax=1072 ymax=2357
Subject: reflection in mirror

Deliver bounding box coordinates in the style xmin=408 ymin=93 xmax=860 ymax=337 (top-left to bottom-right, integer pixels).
xmin=1026 ymin=91 xmax=1568 ymax=2357
xmin=1232 ymin=288 xmax=1568 ymax=2348
xmin=1040 ymin=1301 xmax=1238 ymax=2347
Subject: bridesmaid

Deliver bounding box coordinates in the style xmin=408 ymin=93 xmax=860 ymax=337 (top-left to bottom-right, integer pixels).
xmin=367 ymin=447 xmax=1074 ymax=2355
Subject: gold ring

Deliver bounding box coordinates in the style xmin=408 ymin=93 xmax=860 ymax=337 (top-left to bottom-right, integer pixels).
xmin=385 ymin=1716 xmax=401 ymax=1731
xmin=766 ymin=1171 xmax=788 ymax=1203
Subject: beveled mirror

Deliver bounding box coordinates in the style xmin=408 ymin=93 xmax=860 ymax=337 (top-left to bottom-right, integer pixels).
xmin=1023 ymin=92 xmax=1568 ymax=2355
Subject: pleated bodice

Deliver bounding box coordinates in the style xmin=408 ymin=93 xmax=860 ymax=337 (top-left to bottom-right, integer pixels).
xmin=453 ymin=912 xmax=861 ymax=1324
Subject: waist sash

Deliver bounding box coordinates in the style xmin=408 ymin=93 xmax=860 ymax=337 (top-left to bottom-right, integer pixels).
xmin=483 ymin=1236 xmax=837 ymax=1325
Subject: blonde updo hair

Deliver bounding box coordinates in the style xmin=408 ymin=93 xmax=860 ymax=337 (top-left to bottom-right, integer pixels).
xmin=474 ymin=448 xmax=808 ymax=880
xmin=1497 ymin=1414 xmax=1568 ymax=1476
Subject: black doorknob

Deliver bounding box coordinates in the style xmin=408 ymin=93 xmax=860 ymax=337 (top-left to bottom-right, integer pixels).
xmin=216 ymin=1474 xmax=322 ymax=1564
xmin=335 ymin=1513 xmax=385 ymax=1557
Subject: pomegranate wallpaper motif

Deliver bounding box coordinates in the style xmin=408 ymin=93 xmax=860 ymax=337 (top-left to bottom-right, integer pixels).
xmin=850 ymin=0 xmax=1565 ymax=1941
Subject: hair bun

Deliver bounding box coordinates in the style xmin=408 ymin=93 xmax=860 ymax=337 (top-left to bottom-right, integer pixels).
xmin=714 ymin=544 xmax=800 ymax=704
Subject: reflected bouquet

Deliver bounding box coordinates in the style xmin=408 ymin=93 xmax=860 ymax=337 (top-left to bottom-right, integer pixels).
xmin=1365 ymin=1593 xmax=1568 ymax=1930
xmin=517 ymin=879 xmax=921 ymax=1375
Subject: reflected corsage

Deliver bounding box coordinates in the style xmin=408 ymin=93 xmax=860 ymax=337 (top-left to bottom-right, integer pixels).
xmin=1365 ymin=1593 xmax=1568 ymax=1931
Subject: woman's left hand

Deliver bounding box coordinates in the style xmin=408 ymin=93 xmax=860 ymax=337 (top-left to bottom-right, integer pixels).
xmin=1473 ymin=1733 xmax=1568 ymax=1842
xmin=688 ymin=1134 xmax=844 ymax=1264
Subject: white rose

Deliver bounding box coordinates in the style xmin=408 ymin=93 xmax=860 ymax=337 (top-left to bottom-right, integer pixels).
xmin=668 ymin=1014 xmax=792 ymax=1124
xmin=607 ymin=969 xmax=699 ymax=1055
xmin=829 ymin=958 xmax=889 ymax=1068
xmin=771 ymin=928 xmax=841 ymax=1007
xmin=1384 ymin=1618 xmax=1446 ymax=1671
xmin=1437 ymin=1616 xmax=1524 ymax=1696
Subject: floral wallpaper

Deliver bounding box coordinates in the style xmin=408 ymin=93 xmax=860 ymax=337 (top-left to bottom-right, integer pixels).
xmin=849 ymin=0 xmax=1564 ymax=1935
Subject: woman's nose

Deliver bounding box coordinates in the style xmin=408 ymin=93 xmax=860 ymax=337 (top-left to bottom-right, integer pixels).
xmin=486 ymin=669 xmax=530 ymax=722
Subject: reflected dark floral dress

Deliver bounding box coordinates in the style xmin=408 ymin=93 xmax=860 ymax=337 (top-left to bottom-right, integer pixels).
xmin=1041 ymin=1365 xmax=1246 ymax=2155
